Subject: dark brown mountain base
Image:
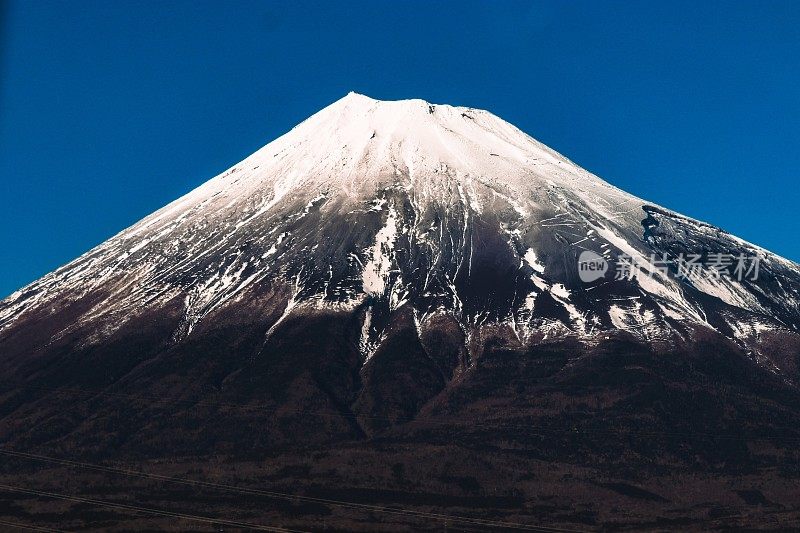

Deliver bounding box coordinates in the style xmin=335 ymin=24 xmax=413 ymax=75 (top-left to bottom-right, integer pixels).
xmin=0 ymin=297 xmax=799 ymax=531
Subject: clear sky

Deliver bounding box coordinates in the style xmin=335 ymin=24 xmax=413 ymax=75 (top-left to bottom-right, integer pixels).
xmin=1 ymin=0 xmax=798 ymax=297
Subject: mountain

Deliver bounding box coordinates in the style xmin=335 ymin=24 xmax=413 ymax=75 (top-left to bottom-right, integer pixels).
xmin=1 ymin=93 xmax=799 ymax=530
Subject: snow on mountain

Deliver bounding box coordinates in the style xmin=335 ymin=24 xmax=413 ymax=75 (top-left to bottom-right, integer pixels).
xmin=1 ymin=92 xmax=799 ymax=363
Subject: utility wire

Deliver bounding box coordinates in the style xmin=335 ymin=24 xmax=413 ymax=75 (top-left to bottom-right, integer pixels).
xmin=0 ymin=519 xmax=64 ymax=533
xmin=0 ymin=482 xmax=301 ymax=532
xmin=0 ymin=448 xmax=575 ymax=532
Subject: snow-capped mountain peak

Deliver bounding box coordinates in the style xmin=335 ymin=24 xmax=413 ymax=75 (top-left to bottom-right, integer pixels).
xmin=2 ymin=94 xmax=798 ymax=367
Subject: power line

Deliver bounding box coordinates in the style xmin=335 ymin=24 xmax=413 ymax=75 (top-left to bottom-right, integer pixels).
xmin=0 ymin=448 xmax=574 ymax=532
xmin=0 ymin=482 xmax=301 ymax=532
xmin=0 ymin=519 xmax=63 ymax=533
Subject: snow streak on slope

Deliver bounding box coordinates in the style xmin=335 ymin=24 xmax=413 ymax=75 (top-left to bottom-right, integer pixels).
xmin=363 ymin=205 xmax=398 ymax=294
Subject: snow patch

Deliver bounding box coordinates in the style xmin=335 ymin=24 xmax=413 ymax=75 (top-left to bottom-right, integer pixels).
xmin=362 ymin=206 xmax=398 ymax=294
xmin=523 ymin=249 xmax=545 ymax=274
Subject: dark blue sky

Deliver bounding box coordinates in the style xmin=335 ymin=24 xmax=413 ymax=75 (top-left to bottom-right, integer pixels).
xmin=1 ymin=1 xmax=798 ymax=297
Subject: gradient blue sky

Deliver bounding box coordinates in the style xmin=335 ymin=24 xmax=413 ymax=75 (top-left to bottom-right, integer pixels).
xmin=1 ymin=0 xmax=799 ymax=297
